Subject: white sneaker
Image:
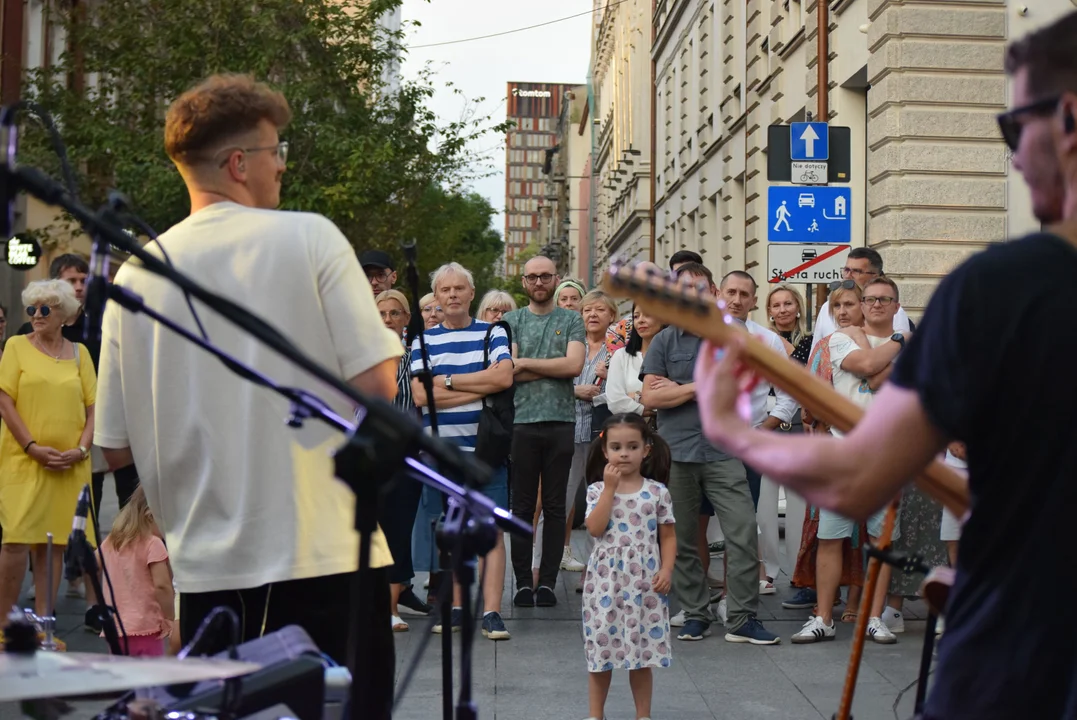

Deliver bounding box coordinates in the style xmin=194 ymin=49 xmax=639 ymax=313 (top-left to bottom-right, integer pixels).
xmin=791 ymin=615 xmax=836 ymax=644
xmin=670 ymin=609 xmax=686 ymax=627
xmin=881 ymin=606 xmax=905 ymax=633
xmin=560 ymin=547 xmax=585 ymax=572
xmin=867 ymin=616 xmax=897 ymax=644
xmin=716 ymin=597 xmax=728 ymax=625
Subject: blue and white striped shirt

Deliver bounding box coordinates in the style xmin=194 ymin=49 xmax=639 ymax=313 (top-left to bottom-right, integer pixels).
xmin=409 ymin=319 xmax=511 ymax=451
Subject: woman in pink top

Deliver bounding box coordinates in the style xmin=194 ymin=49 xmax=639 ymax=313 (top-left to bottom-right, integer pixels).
xmin=100 ymin=485 xmax=175 ymax=656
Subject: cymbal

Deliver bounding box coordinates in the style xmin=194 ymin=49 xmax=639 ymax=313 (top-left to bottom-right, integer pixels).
xmin=0 ymin=650 xmax=261 ymax=702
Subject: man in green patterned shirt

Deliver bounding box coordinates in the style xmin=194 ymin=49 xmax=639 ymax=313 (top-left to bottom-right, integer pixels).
xmin=504 ymin=255 xmax=585 ymax=608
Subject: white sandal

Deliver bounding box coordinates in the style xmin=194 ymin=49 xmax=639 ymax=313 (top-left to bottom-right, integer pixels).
xmin=391 ymin=615 xmax=409 ymax=632
xmin=759 ymin=580 xmax=776 ymax=595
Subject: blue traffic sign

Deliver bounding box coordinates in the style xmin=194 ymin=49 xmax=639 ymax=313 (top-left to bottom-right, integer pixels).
xmin=790 ymin=122 xmax=829 ymax=161
xmin=768 ymin=186 xmax=851 ymax=244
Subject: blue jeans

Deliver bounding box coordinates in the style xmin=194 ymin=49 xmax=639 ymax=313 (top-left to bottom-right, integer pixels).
xmin=411 ymin=464 xmax=509 ymax=572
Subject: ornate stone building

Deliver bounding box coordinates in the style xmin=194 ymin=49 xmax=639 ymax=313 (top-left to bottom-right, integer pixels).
xmin=651 ymin=0 xmax=1074 ymax=318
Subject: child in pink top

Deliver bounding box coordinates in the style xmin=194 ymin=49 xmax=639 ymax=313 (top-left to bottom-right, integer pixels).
xmin=99 ymin=485 xmax=175 ymax=657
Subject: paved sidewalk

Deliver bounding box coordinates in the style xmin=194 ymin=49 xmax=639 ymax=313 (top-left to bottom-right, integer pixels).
xmin=390 ymin=534 xmax=938 ymax=720
xmin=1 ymin=501 xmax=940 ymax=720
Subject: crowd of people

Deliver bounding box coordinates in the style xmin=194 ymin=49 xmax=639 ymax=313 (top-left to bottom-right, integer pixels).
xmin=358 ymin=244 xmax=967 ymax=719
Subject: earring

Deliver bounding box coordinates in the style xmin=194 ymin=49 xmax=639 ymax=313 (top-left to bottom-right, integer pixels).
xmin=796 ymin=312 xmax=801 ymax=318
xmin=769 ymin=316 xmax=774 ymax=322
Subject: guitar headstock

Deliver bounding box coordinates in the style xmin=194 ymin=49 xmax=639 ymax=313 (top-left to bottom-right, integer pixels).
xmin=601 ymin=261 xmax=742 ymax=344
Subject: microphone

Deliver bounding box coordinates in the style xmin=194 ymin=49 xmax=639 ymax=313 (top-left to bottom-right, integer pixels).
xmin=0 ymin=104 xmax=20 ymax=239
xmin=65 ymin=484 xmax=91 ymax=581
xmin=83 ymin=195 xmax=119 ymax=343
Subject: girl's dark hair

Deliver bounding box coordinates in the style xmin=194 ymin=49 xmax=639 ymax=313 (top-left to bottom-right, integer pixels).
xmin=585 ymin=413 xmax=672 ymax=486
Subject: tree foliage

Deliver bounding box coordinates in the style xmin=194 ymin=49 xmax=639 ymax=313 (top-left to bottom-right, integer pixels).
xmin=20 ymin=0 xmax=508 ymax=281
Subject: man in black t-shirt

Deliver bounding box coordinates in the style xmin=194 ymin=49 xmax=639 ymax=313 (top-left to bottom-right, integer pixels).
xmin=692 ymin=12 xmax=1077 ymax=719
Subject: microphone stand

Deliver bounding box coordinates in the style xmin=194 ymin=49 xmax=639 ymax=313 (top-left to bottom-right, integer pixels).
xmin=862 ymin=545 xmax=936 ymax=717
xmin=71 ymin=531 xmax=124 ymax=656
xmin=399 ymin=240 xmax=454 ymax=720
xmin=10 ymin=163 xmax=531 ymax=720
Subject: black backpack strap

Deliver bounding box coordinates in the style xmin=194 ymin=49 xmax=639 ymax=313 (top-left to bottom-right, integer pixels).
xmin=483 ymin=320 xmax=512 ymax=368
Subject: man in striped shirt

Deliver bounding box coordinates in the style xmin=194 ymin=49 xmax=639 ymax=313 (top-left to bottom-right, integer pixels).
xmin=410 ymin=262 xmax=514 ymax=640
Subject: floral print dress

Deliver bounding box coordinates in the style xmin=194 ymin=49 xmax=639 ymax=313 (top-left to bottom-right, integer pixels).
xmin=582 ymin=479 xmax=675 ymax=672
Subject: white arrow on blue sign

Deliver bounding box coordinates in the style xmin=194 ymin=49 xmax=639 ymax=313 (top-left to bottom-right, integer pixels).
xmin=790 ymin=122 xmax=829 ymax=161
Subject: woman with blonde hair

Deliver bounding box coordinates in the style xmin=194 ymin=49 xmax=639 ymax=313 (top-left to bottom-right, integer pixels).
xmin=419 ymin=293 xmax=443 ymax=329
xmin=476 ymin=290 xmax=517 ymax=324
xmin=374 ymin=290 xmax=431 ymax=628
xmin=766 ymin=284 xmax=813 ymax=364
xmin=0 ymin=279 xmax=97 ymax=621
xmin=99 ymin=485 xmax=174 ymax=656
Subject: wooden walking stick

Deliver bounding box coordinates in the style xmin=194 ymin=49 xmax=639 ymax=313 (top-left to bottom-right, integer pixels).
xmin=834 ymin=497 xmax=899 ymax=720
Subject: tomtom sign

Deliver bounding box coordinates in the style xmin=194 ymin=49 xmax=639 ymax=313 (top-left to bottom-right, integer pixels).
xmin=512 ymin=88 xmax=551 ymax=98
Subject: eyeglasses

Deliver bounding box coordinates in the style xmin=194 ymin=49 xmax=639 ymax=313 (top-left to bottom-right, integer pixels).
xmin=27 ymin=305 xmax=52 ymax=317
xmin=828 ymin=279 xmax=857 ymax=292
xmin=842 ymin=267 xmax=877 ymax=278
xmin=487 ymin=308 xmax=510 ymax=317
xmin=422 ymin=305 xmax=442 ymax=314
xmin=997 ymin=96 xmax=1060 ymax=151
xmin=379 ymin=309 xmax=406 ymax=320
xmin=523 ymin=273 xmax=556 ymax=285
xmin=365 ymin=268 xmax=392 ymax=282
xmin=862 ymin=296 xmax=895 ymax=306
xmin=216 ymin=140 xmax=289 ymax=167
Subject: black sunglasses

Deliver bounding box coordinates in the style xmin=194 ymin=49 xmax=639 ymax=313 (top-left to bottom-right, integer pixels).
xmin=997 ymin=96 xmax=1060 ymax=151
xmin=828 ymin=279 xmax=857 ymax=293
xmin=26 ymin=305 xmax=52 ymax=318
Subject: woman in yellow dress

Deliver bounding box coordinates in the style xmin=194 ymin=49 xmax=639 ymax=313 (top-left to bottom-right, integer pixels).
xmin=0 ymin=279 xmax=96 ymax=619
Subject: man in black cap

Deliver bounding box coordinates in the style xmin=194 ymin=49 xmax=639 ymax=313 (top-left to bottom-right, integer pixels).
xmin=360 ymin=250 xmax=397 ymax=294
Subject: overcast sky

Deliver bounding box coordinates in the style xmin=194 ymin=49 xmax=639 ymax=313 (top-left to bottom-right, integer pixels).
xmin=400 ymin=0 xmax=593 ymax=237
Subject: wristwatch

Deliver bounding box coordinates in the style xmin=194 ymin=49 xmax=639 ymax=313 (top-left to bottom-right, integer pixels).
xmin=78 ymin=445 xmax=89 ymax=460
xmin=890 ymin=332 xmax=905 ymax=348
xmin=444 ymin=375 xmax=453 ymax=390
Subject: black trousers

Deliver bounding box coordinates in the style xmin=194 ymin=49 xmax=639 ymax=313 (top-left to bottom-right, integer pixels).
xmin=378 ymin=472 xmax=423 ymax=585
xmin=92 ymin=470 xmax=138 ymax=523
xmin=178 ymin=568 xmax=393 ymax=689
xmin=744 ymin=464 xmax=762 ymax=510
xmin=509 ymin=422 xmax=575 ymax=589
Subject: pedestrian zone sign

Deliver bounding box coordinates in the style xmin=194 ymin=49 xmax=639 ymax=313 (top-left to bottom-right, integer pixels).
xmin=767 ymin=186 xmax=851 ymax=244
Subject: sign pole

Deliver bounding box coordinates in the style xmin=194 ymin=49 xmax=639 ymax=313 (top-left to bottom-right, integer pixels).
xmin=806 ymin=282 xmax=814 ymax=333
xmin=814 ymin=0 xmax=831 ymax=320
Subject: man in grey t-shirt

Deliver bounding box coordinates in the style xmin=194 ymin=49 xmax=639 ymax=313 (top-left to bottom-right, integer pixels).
xmin=640 ymin=262 xmax=779 ymax=645
xmin=504 ymin=255 xmax=585 ymax=609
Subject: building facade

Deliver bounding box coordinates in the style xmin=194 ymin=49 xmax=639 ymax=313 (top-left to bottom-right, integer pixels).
xmin=589 ymin=0 xmax=654 ymax=285
xmin=503 ymin=82 xmax=575 ymax=278
xmin=536 ymin=86 xmax=590 ymax=280
xmin=651 ymin=0 xmax=1073 ymax=322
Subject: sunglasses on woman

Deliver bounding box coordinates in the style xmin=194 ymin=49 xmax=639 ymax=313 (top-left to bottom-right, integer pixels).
xmin=26 ymin=305 xmax=52 ymax=318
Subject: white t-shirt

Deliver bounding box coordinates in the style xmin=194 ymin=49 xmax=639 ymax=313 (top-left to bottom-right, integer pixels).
xmin=744 ymin=319 xmax=798 ymax=427
xmin=606 ymin=347 xmax=645 ymax=415
xmin=94 ymin=202 xmax=404 ymax=593
xmin=828 ymin=331 xmax=890 ymax=437
xmin=810 ymin=291 xmax=910 ymax=357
